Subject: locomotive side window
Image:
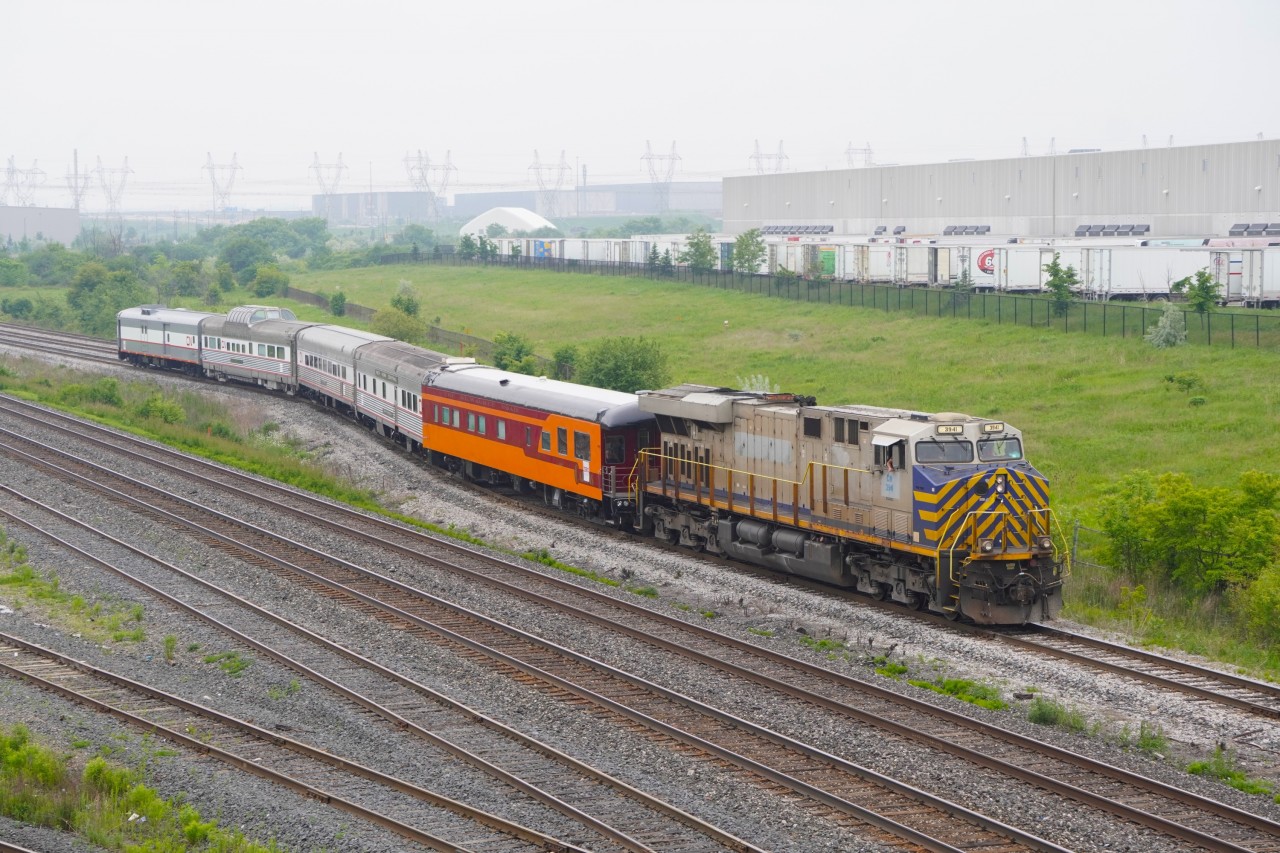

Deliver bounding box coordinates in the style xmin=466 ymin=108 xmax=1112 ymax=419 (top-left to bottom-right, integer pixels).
xmin=803 ymin=417 xmax=821 ymax=438
xmin=574 ymin=431 xmax=590 ymax=461
xmin=915 ymin=440 xmax=974 ymax=464
xmin=834 ymin=419 xmax=844 ymax=443
xmin=874 ymin=441 xmax=904 ymax=470
xmin=557 ymin=427 xmax=568 ymax=455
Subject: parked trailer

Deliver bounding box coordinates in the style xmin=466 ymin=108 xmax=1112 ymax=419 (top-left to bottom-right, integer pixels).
xmin=1214 ymin=247 xmax=1280 ymax=307
xmin=1076 ymin=248 xmax=1209 ymax=300
xmin=953 ymin=245 xmax=1052 ymax=292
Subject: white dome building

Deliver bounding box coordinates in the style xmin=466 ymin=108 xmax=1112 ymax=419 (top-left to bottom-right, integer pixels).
xmin=459 ymin=207 xmax=557 ymax=237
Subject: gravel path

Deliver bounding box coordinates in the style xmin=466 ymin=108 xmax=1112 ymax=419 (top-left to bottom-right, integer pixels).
xmin=2 ymin=344 xmax=1279 ymax=852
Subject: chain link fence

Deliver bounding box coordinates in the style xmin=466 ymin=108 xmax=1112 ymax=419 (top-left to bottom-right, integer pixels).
xmin=375 ymin=253 xmax=1280 ymax=349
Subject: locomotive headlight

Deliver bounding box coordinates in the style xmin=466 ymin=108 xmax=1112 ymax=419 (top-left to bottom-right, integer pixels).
xmin=979 ymin=539 xmax=997 ymax=554
xmin=995 ymin=474 xmax=1007 ymax=494
xmin=1037 ymin=536 xmax=1054 ymax=551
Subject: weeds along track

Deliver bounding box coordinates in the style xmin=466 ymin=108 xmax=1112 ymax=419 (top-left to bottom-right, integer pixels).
xmin=0 ymin=629 xmax=584 ymax=853
xmin=3 ymin=403 xmax=1280 ymax=850
xmin=0 ymin=324 xmax=120 ymax=364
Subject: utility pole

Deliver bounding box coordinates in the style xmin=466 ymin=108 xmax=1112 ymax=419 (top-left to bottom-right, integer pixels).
xmin=7 ymin=158 xmax=46 ymax=206
xmin=529 ymin=150 xmax=571 ymax=218
xmin=65 ymin=150 xmax=92 ymax=211
xmin=309 ymin=152 xmax=347 ymax=222
xmin=404 ymin=149 xmax=456 ymax=222
xmin=640 ymin=140 xmax=680 ymax=215
xmin=203 ymin=152 xmax=242 ymax=216
xmin=750 ymin=140 xmax=788 ymax=174
xmin=845 ymin=141 xmax=874 ymax=167
xmin=95 ymin=156 xmax=132 ymax=250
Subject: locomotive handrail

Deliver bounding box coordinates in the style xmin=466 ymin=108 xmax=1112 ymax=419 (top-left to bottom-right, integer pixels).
xmin=941 ymin=507 xmax=1070 ymax=585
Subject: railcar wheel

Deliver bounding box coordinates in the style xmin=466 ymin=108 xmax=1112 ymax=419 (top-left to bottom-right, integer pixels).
xmin=872 ymin=582 xmax=891 ymax=601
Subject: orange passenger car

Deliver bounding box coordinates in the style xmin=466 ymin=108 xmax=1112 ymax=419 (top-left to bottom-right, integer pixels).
xmin=421 ymin=364 xmax=656 ymax=520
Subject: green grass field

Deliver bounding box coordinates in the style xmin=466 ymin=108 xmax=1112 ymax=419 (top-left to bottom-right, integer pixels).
xmin=293 ymin=263 xmax=1278 ymax=520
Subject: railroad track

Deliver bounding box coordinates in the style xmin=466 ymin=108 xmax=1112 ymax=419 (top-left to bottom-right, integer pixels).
xmin=0 ymin=455 xmax=761 ymax=849
xmin=0 ymin=630 xmax=583 ymax=853
xmin=0 ymin=323 xmax=119 ymax=364
xmin=0 ymin=402 xmax=1057 ymax=853
xmin=5 ymin=400 xmax=1280 ymax=850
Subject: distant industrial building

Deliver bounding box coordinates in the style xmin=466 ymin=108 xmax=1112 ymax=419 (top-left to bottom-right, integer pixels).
xmin=449 ymin=181 xmax=721 ymax=221
xmin=724 ymin=139 xmax=1280 ymax=239
xmin=0 ymin=206 xmax=81 ymax=246
xmin=311 ymin=191 xmax=436 ymax=225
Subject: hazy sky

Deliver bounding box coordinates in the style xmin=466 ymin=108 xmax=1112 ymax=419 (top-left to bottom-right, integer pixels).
xmin=7 ymin=0 xmax=1279 ymax=212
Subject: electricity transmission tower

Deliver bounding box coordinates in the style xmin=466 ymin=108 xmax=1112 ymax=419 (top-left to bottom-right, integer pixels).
xmin=529 ymin=150 xmax=570 ymax=218
xmin=640 ymin=140 xmax=680 ymax=214
xmin=845 ymin=141 xmax=874 ymax=168
xmin=310 ymin=153 xmax=347 ymax=220
xmin=203 ymin=152 xmax=242 ymax=213
xmin=4 ymin=158 xmax=46 ymax=206
xmin=1 ymin=158 xmax=18 ymax=205
xmin=95 ymin=157 xmax=132 ymax=215
xmin=65 ymin=150 xmax=92 ymax=211
xmin=750 ymin=140 xmax=788 ymax=174
xmin=404 ymin=149 xmax=456 ymax=221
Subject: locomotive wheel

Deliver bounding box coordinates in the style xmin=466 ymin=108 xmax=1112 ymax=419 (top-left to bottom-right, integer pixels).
xmin=872 ymin=582 xmax=891 ymax=601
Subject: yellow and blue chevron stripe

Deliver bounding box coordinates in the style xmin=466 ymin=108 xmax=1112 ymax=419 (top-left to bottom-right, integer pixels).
xmin=913 ymin=465 xmax=1051 ymax=554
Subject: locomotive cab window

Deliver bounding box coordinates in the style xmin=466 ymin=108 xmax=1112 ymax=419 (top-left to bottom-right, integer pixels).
xmin=574 ymin=431 xmax=590 ymax=461
xmin=977 ymin=437 xmax=1022 ymax=462
xmin=915 ymin=440 xmax=974 ymax=464
xmin=803 ymin=417 xmax=821 ymax=438
xmin=874 ymin=440 xmax=904 ymax=470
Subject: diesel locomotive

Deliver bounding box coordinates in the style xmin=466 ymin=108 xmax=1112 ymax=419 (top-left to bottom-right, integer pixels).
xmin=118 ymin=304 xmax=1066 ymax=624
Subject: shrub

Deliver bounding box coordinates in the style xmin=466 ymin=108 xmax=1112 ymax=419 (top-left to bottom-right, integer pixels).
xmin=136 ymin=394 xmax=186 ymax=424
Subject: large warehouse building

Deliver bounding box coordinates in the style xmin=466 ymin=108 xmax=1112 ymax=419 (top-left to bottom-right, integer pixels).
xmin=723 ymin=139 xmax=1280 ymax=239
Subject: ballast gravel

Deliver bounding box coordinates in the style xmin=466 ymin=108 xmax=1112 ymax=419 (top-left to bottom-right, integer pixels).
xmin=1 ymin=345 xmax=1279 ymax=852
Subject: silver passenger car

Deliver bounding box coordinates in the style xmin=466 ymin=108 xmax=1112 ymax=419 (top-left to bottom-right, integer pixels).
xmin=117 ymin=305 xmax=218 ymax=372
xmin=200 ymin=306 xmax=316 ymax=392
xmin=295 ymin=324 xmax=391 ymax=412
xmin=353 ymin=340 xmax=472 ymax=448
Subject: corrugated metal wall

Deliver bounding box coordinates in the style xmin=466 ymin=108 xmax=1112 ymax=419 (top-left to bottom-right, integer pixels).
xmin=725 ymin=140 xmax=1280 ymax=238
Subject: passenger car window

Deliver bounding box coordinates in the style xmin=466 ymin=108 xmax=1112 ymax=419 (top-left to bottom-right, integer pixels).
xmin=574 ymin=431 xmax=590 ymax=461
xmin=557 ymin=427 xmax=568 ymax=455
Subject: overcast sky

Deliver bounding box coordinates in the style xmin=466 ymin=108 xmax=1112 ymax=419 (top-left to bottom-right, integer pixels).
xmin=7 ymin=0 xmax=1279 ymax=212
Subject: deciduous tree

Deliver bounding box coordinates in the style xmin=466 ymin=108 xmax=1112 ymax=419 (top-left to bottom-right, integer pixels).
xmin=677 ymin=228 xmax=718 ymax=273
xmin=732 ymin=228 xmax=766 ymax=275
xmin=1172 ymin=267 xmax=1222 ymax=315
xmin=575 ymin=336 xmax=669 ymax=393
xmin=1042 ymin=252 xmax=1079 ymax=317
